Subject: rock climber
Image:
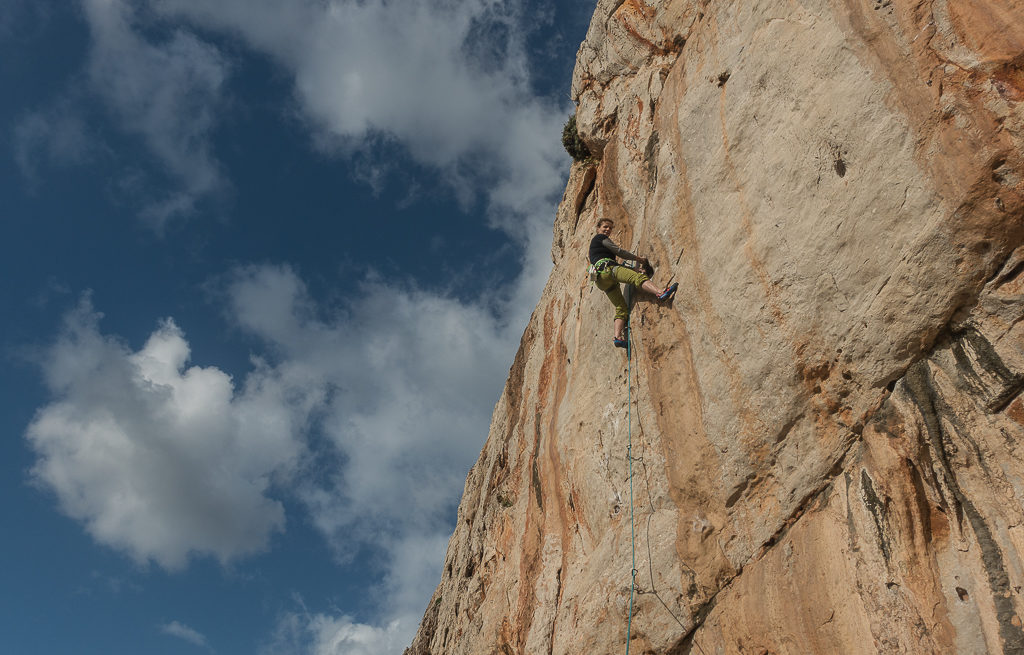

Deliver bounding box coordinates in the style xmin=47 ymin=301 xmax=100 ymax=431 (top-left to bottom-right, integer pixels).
xmin=589 ymin=217 xmax=677 ymax=348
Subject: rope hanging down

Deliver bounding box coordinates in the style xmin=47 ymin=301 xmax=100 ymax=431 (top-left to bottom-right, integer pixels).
xmin=621 ymin=319 xmax=707 ymax=655
xmin=625 ymin=323 xmax=637 ymax=654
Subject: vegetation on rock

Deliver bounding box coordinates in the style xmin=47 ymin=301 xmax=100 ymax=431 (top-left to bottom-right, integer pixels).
xmin=561 ymin=114 xmax=591 ymax=162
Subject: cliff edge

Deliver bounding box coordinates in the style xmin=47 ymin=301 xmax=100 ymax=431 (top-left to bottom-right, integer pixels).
xmin=408 ymin=0 xmax=1024 ymax=652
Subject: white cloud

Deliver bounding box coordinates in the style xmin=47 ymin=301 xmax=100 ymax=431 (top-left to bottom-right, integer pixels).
xmin=257 ymin=534 xmax=446 ymax=655
xmin=260 ymin=528 xmax=449 ymax=655
xmin=80 ymin=0 xmax=230 ymax=226
xmin=152 ymin=0 xmax=569 ymax=228
xmin=264 ymin=611 xmax=409 ymax=655
xmin=221 ymin=264 xmax=516 ymax=652
xmin=160 ymin=620 xmax=212 ymax=650
xmin=179 ymin=0 xmax=584 ymax=605
xmin=222 ymin=264 xmax=514 ymax=540
xmin=261 ymin=529 xmax=446 ymax=655
xmin=19 ymin=0 xmax=571 ymax=243
xmin=24 ymin=1 xmax=575 ymax=648
xmin=26 ymin=295 xmax=315 ymax=569
xmin=377 ymin=532 xmax=452 ymax=626
xmin=27 ymin=264 xmax=522 ymax=651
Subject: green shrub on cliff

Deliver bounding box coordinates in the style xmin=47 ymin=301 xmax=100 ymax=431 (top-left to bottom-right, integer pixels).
xmin=562 ymin=114 xmax=591 ymax=162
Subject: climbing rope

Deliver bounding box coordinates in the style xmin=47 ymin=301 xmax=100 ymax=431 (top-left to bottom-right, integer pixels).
xmin=622 ymin=316 xmax=708 ymax=655
xmin=625 ymin=321 xmax=637 ymax=655
xmin=618 ymin=321 xmax=634 ymax=650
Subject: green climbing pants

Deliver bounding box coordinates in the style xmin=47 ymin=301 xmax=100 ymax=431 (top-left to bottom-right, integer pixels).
xmin=595 ymin=265 xmax=649 ymax=321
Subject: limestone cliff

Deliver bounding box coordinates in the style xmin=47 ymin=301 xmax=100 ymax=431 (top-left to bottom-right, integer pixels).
xmin=407 ymin=0 xmax=1024 ymax=652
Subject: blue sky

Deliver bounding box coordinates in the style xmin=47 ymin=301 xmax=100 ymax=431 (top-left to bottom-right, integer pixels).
xmin=1 ymin=1 xmax=592 ymax=652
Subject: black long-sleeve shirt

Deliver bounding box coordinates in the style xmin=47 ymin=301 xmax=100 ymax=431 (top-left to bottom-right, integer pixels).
xmin=589 ymin=234 xmax=640 ymax=265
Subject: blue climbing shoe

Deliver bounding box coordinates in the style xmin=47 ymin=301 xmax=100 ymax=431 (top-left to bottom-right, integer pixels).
xmin=613 ymin=337 xmax=628 ymax=349
xmin=657 ymin=282 xmax=678 ymax=301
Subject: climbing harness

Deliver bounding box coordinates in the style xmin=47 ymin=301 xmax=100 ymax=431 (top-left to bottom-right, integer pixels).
xmin=588 ymin=257 xmax=616 ymax=282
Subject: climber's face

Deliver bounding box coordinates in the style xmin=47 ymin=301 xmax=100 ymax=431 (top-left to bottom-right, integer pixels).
xmin=597 ymin=221 xmax=613 ymax=236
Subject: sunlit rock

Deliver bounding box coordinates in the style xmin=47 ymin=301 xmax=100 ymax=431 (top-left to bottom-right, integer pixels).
xmin=408 ymin=0 xmax=1024 ymax=652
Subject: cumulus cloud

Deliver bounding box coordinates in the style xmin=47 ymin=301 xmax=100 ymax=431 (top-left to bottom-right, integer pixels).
xmin=262 ymin=535 xmax=450 ymax=654
xmin=27 ymin=263 xmax=521 ymax=649
xmin=18 ymin=0 xmax=570 ymax=245
xmin=26 ymin=295 xmax=315 ymax=569
xmin=264 ymin=611 xmax=408 ymax=655
xmin=173 ymin=3 xmax=574 ymax=394
xmin=376 ymin=532 xmax=452 ymax=627
xmin=24 ymin=1 xmax=574 ymax=649
xmin=152 ymin=0 xmax=569 ymax=229
xmin=80 ymin=0 xmax=230 ymax=226
xmin=222 ymin=264 xmax=514 ymax=538
xmin=222 ymin=264 xmax=516 ymax=649
xmin=160 ymin=621 xmax=212 ymax=650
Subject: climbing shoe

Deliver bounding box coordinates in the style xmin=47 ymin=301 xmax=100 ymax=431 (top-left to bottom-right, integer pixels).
xmin=613 ymin=337 xmax=628 ymax=349
xmin=657 ymin=282 xmax=678 ymax=301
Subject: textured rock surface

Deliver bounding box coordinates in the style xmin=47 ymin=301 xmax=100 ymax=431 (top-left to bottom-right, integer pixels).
xmin=407 ymin=0 xmax=1024 ymax=653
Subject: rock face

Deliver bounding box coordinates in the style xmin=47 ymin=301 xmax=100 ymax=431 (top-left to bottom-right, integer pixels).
xmin=407 ymin=0 xmax=1024 ymax=653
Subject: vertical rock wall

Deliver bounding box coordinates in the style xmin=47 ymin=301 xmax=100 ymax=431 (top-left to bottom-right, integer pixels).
xmin=408 ymin=0 xmax=1024 ymax=653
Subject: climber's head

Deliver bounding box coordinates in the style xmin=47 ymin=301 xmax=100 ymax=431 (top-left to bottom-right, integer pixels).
xmin=597 ymin=218 xmax=614 ymax=236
